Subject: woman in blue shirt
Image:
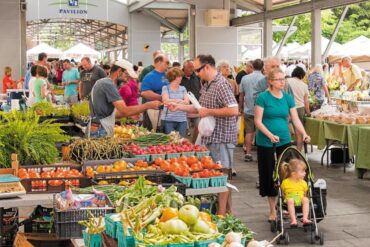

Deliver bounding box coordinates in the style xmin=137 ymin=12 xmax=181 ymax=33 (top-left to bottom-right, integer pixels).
xmin=162 ymin=68 xmax=189 ymax=137
xmin=254 ymin=68 xmax=310 ymax=222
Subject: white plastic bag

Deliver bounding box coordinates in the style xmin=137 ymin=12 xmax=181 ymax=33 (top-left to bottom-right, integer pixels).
xmin=188 ymin=92 xmax=216 ymax=137
xmin=198 ymin=116 xmax=216 ymax=137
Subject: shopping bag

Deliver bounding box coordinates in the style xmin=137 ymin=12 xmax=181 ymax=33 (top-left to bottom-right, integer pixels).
xmin=237 ymin=115 xmax=245 ymax=145
xmin=198 ymin=116 xmax=216 ymax=137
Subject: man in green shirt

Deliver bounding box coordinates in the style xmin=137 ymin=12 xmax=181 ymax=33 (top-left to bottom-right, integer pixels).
xmin=62 ymin=59 xmax=80 ymax=105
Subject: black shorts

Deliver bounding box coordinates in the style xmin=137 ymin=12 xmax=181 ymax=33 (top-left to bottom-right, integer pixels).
xmin=257 ymin=143 xmax=291 ymax=197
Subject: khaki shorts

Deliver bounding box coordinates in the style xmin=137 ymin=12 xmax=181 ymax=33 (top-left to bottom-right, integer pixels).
xmin=206 ymin=143 xmax=235 ymax=169
xmin=244 ymin=114 xmax=255 ymax=134
xmin=296 ymin=107 xmax=305 ymax=124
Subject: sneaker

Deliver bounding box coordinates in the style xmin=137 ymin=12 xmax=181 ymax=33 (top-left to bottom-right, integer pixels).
xmin=244 ymin=154 xmax=253 ymax=162
xmin=232 ymin=168 xmax=237 ymax=176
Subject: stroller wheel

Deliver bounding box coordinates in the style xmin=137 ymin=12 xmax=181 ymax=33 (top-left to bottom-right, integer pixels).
xmin=284 ymin=232 xmax=290 ymax=245
xmin=319 ymin=232 xmax=324 ymax=245
xmin=270 ymin=221 xmax=277 ymax=233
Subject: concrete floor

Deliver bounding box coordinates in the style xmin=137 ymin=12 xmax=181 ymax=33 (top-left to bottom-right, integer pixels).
xmin=230 ymin=146 xmax=370 ymax=247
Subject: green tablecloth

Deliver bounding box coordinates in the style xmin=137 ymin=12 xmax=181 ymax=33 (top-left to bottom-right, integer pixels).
xmin=305 ymin=117 xmax=370 ymax=169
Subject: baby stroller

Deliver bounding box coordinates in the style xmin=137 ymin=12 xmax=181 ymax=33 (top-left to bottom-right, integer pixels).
xmin=270 ymin=144 xmax=327 ymax=245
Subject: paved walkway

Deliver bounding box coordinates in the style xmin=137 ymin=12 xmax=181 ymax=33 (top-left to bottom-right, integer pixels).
xmin=230 ymin=146 xmax=370 ymax=247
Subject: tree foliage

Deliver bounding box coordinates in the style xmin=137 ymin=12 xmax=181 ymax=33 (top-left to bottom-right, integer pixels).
xmin=273 ymin=2 xmax=370 ymax=45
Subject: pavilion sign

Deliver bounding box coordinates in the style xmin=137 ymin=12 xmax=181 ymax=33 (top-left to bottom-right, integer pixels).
xmin=49 ymin=0 xmax=98 ymax=15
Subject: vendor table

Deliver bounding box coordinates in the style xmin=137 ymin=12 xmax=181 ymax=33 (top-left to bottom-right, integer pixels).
xmin=186 ymin=186 xmax=228 ymax=196
xmin=305 ymin=117 xmax=370 ymax=176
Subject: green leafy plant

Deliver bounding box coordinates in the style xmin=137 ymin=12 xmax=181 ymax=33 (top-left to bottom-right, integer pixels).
xmin=210 ymin=213 xmax=254 ymax=241
xmin=71 ymin=101 xmax=90 ymax=121
xmin=0 ymin=110 xmax=70 ymax=167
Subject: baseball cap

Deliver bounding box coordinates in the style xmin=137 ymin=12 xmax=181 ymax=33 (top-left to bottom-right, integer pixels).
xmin=114 ymin=59 xmax=137 ymax=79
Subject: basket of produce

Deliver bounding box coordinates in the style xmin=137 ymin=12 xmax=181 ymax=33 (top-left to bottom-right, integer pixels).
xmin=0 ymin=174 xmax=26 ymax=199
xmin=114 ymin=125 xmax=150 ymax=139
xmin=209 ymin=175 xmax=228 ymax=187
xmin=172 ymin=174 xmax=192 ymax=188
xmin=18 ymin=164 xmax=91 ymax=193
xmin=54 ymin=190 xmax=115 ymax=238
xmin=83 ymin=230 xmax=102 ymax=247
xmin=191 ymin=178 xmax=210 ymax=189
xmin=166 ymin=153 xmax=181 ymax=159
xmin=69 ymin=138 xmax=135 ymax=163
xmin=150 ymin=154 xmax=167 ymax=162
xmin=105 ymin=213 xmax=121 ymax=239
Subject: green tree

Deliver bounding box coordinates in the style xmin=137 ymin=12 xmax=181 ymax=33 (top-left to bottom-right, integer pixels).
xmin=273 ymin=2 xmax=370 ymax=45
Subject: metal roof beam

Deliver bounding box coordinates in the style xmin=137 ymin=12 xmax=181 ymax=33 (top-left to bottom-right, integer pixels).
xmin=129 ymin=0 xmax=156 ymax=12
xmin=145 ymin=2 xmax=189 ymax=10
xmin=235 ymin=0 xmax=263 ymax=13
xmin=231 ymin=0 xmax=368 ymax=26
xmin=142 ymin=9 xmax=181 ymax=33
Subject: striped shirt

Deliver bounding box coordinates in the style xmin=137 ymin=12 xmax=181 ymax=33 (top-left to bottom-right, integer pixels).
xmin=161 ymin=85 xmax=187 ymax=122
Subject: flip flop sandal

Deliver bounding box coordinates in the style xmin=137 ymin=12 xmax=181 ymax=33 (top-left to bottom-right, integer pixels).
xmin=302 ymin=220 xmax=312 ymax=226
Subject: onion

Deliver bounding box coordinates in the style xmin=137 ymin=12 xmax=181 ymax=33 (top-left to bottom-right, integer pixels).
xmin=208 ymin=243 xmax=221 ymax=247
xmin=225 ymin=232 xmax=242 ymax=244
xmin=246 ymin=240 xmax=262 ymax=247
xmin=228 ymin=243 xmax=244 ymax=247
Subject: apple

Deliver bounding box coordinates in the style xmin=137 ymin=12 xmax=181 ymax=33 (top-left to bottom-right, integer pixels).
xmin=178 ymin=205 xmax=199 ymax=225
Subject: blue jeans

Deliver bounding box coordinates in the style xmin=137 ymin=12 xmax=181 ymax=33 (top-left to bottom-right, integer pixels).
xmin=164 ymin=121 xmax=187 ymax=137
xmin=89 ymin=127 xmax=107 ymax=138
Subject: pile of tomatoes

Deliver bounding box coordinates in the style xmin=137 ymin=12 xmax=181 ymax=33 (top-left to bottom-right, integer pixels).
xmin=124 ymin=140 xmax=209 ymax=155
xmin=18 ymin=167 xmax=84 ymax=190
xmin=151 ymin=156 xmax=223 ymax=177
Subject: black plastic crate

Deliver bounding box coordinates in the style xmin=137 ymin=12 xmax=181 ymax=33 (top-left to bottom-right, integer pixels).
xmin=1 ymin=208 xmax=18 ymax=247
xmin=53 ymin=195 xmax=114 ymax=239
xmin=24 ymin=206 xmax=54 ymax=234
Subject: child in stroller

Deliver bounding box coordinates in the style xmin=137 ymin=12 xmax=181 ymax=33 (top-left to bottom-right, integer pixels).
xmin=271 ymin=145 xmax=325 ymax=245
xmin=281 ymin=159 xmax=312 ymax=227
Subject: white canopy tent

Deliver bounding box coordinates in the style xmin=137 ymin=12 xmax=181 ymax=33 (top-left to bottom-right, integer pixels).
xmin=328 ymin=36 xmax=370 ymax=63
xmin=288 ymin=37 xmax=342 ymax=59
xmin=27 ymin=43 xmax=62 ymax=61
xmin=273 ymin=42 xmax=302 ymax=59
xmin=63 ymin=43 xmax=101 ymax=60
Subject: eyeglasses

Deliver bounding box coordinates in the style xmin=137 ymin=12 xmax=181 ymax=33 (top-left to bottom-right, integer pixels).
xmin=271 ymin=78 xmax=285 ymax=81
xmin=194 ymin=64 xmax=207 ymax=73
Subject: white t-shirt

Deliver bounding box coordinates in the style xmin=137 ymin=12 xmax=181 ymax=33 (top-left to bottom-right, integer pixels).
xmin=287 ymin=77 xmax=309 ymax=108
xmin=286 ymin=65 xmax=297 ymax=77
xmin=27 ymin=77 xmax=36 ymax=107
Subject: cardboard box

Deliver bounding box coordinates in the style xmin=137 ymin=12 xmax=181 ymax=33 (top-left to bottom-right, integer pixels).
xmin=13 ymin=232 xmax=75 ymax=247
xmin=204 ymin=9 xmax=230 ymax=27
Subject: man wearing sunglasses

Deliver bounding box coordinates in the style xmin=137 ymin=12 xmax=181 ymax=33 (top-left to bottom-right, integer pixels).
xmin=168 ymin=54 xmax=238 ymax=216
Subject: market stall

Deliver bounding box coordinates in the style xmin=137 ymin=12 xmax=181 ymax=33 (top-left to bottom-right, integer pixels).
xmin=305 ymin=93 xmax=370 ymax=176
xmin=0 ymin=102 xmax=256 ymax=247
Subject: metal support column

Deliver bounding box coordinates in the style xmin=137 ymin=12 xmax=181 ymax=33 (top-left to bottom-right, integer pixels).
xmin=311 ymin=8 xmax=321 ymax=65
xmin=263 ymin=0 xmax=273 ymax=57
xmin=276 ymin=16 xmax=297 ymax=56
xmin=322 ymin=5 xmax=349 ymax=61
xmin=188 ymin=5 xmax=196 ymax=58
xmin=20 ymin=0 xmax=27 ymax=75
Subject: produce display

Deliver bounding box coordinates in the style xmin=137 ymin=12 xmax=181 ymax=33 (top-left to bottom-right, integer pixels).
xmin=113 ymin=125 xmax=150 ymax=139
xmin=152 ymin=156 xmax=224 ymax=176
xmin=311 ymin=104 xmax=370 ymax=124
xmin=0 ymin=111 xmax=69 ymax=167
xmin=31 ymin=101 xmax=70 ymax=117
xmin=0 ymin=174 xmax=26 ymax=198
xmin=17 ymin=167 xmax=85 ymax=191
xmin=131 ymin=132 xmax=182 ymax=146
xmin=71 ymin=100 xmax=90 ymax=122
xmin=124 ymin=140 xmax=208 ymax=155
xmin=68 ymin=138 xmax=134 ymax=162
xmin=55 ymin=188 xmax=108 ymax=210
